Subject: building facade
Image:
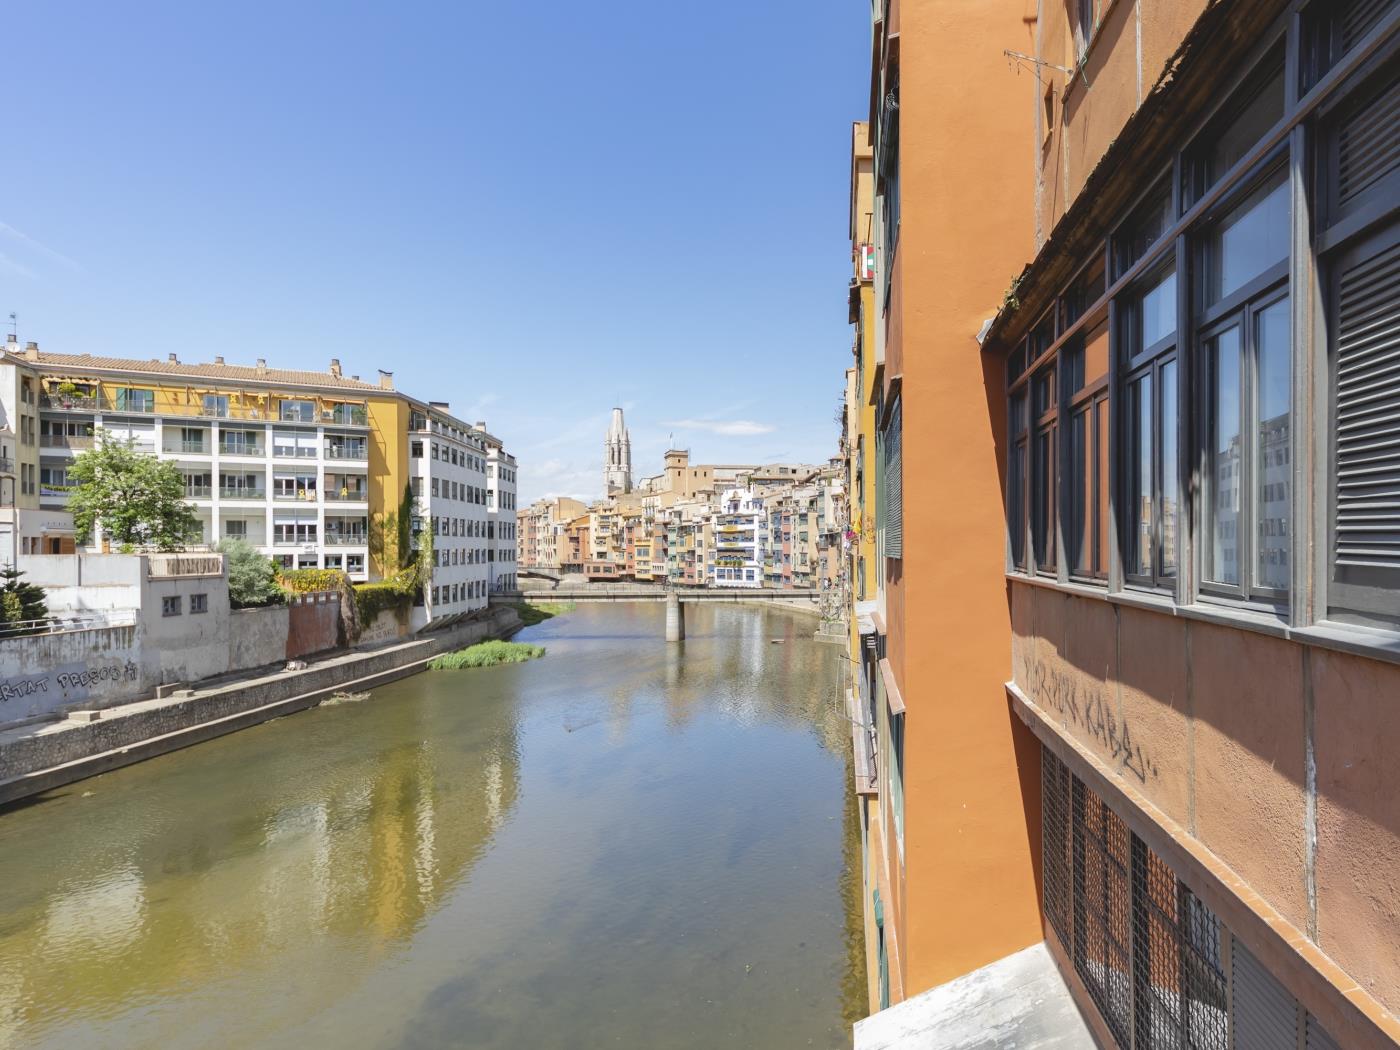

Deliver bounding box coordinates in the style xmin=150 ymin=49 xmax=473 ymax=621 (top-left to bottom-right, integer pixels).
xmin=603 ymin=406 xmax=632 ymax=495
xmin=711 ymin=488 xmax=764 ymax=587
xmin=847 ymin=1 xmax=1400 ymax=1048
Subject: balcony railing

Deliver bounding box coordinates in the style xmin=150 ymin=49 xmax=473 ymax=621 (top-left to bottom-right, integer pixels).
xmin=324 ymin=444 xmax=368 ymax=460
xmin=219 ymin=487 xmax=267 ymax=500
xmin=272 ymin=536 xmax=318 ymax=547
xmin=273 ymin=447 xmax=318 ymax=459
xmin=41 ymin=394 xmax=100 ymax=411
xmin=273 ymin=490 xmax=318 ymax=501
xmin=40 ymin=435 xmax=94 ymax=450
xmin=183 ymin=485 xmax=213 ymax=499
xmin=324 ymin=533 xmax=368 ymax=546
xmin=326 ymin=490 xmax=369 ymax=502
xmin=177 ymin=440 xmax=210 ymax=455
xmin=219 ymin=444 xmax=265 ymax=457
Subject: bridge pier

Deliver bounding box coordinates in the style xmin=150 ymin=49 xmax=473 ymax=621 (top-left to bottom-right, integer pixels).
xmin=665 ymin=593 xmax=685 ymax=642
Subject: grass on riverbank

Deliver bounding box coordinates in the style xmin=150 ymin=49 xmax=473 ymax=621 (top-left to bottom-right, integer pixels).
xmin=427 ymin=640 xmax=546 ymax=670
xmin=510 ymin=601 xmax=575 ymax=627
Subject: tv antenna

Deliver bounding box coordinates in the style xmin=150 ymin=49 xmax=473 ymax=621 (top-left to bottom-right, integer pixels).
xmin=6 ymin=313 xmax=15 ymax=341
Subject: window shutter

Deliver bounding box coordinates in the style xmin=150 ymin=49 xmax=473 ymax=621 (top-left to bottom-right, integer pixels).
xmin=1306 ymin=1013 xmax=1344 ymax=1050
xmin=1331 ymin=224 xmax=1400 ymax=622
xmin=1337 ymin=76 xmax=1400 ymax=212
xmin=884 ymin=398 xmax=903 ymax=559
xmin=1231 ymin=937 xmax=1300 ymax=1049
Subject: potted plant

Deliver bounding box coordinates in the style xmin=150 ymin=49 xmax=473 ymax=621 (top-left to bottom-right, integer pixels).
xmin=55 ymin=381 xmax=78 ymax=408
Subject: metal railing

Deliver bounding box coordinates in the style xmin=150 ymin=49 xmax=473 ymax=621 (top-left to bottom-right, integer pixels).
xmin=324 ymin=534 xmax=368 ymax=546
xmin=183 ymin=485 xmax=212 ymax=498
xmin=39 ymin=434 xmax=94 ymax=450
xmin=325 ymin=491 xmax=369 ymax=502
xmin=219 ymin=444 xmax=265 ymax=457
xmin=324 ymin=444 xmax=368 ymax=460
xmin=219 ymin=487 xmax=266 ymax=500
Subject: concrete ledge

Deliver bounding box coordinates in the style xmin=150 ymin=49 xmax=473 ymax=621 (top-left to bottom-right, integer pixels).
xmin=0 ymin=607 xmax=521 ymax=806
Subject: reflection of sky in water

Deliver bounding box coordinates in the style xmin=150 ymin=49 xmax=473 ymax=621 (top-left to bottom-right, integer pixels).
xmin=0 ymin=603 xmax=858 ymax=1050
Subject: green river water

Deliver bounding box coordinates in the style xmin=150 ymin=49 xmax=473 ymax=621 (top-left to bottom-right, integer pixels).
xmin=0 ymin=603 xmax=865 ymax=1049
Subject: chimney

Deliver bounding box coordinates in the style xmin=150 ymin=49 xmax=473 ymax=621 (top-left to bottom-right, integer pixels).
xmin=168 ymin=353 xmax=179 ymax=363
xmin=256 ymin=358 xmax=267 ymax=376
xmin=329 ymin=358 xmax=342 ymax=378
xmin=5 ymin=333 xmax=15 ymax=350
xmin=351 ymin=375 xmax=360 ymax=381
xmin=475 ymin=420 xmax=486 ymax=430
xmin=213 ymin=355 xmax=225 ymax=365
xmin=24 ymin=341 xmax=39 ymax=362
xmin=378 ymin=369 xmax=393 ymax=390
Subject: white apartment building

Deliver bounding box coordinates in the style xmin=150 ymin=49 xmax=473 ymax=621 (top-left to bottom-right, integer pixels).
xmin=409 ymin=404 xmax=490 ymax=618
xmin=482 ymin=429 xmax=518 ymax=593
xmin=710 ymin=488 xmax=764 ymax=588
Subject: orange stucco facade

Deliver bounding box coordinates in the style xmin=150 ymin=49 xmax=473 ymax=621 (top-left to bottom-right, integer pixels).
xmin=847 ymin=0 xmax=1400 ymax=1046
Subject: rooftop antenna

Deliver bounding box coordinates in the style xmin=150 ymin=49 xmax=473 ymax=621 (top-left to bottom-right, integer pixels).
xmin=7 ymin=313 xmax=15 ymax=340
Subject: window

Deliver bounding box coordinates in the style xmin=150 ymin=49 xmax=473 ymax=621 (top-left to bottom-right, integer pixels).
xmin=279 ymin=399 xmax=315 ymax=423
xmin=162 ymin=596 xmax=182 ymax=617
xmin=1031 ymin=366 xmax=1058 ymax=573
xmin=411 ymin=440 xmax=423 ymax=458
xmin=202 ymin=394 xmax=229 ymax=418
xmin=1114 ymin=185 xmax=1172 ymax=278
xmin=224 ymin=519 xmax=247 ymax=538
xmin=113 ymin=387 xmax=155 ymax=413
xmin=190 ymin=593 xmax=208 ymax=614
xmin=1186 ymin=52 xmax=1285 ymax=202
xmin=1065 ymin=319 xmax=1111 ymax=580
xmin=1301 ymin=0 xmax=1398 ymax=92
xmin=1197 ymin=168 xmax=1291 ymax=603
xmin=1072 ymin=0 xmax=1096 ymax=60
xmin=347 ymin=554 xmax=364 ymax=574
xmin=221 ymin=429 xmax=262 ymax=456
xmin=883 ymin=396 xmax=903 ymax=559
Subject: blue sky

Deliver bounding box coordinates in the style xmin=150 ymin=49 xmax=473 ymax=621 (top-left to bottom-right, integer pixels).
xmin=5 ymin=1 xmax=868 ymax=504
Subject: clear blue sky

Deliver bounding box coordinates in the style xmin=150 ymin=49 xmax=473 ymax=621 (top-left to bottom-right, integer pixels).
xmin=6 ymin=2 xmax=868 ymax=505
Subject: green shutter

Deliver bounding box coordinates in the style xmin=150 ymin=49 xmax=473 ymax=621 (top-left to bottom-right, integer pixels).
xmin=884 ymin=398 xmax=903 ymax=559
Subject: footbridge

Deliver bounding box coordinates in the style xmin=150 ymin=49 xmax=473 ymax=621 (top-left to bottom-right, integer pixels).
xmin=492 ymin=586 xmax=824 ymax=641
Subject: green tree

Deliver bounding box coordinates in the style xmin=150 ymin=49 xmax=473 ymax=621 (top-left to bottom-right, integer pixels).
xmin=369 ymin=482 xmax=419 ymax=572
xmin=216 ymin=539 xmax=284 ymax=608
xmin=0 ymin=566 xmax=50 ymax=634
xmin=67 ymin=433 xmax=199 ymax=551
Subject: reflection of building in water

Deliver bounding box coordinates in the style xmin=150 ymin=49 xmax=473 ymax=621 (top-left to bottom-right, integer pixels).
xmin=0 ymin=712 xmax=521 ymax=1039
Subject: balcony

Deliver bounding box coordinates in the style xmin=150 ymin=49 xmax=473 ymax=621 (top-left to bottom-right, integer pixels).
xmin=219 ymin=487 xmax=266 ymax=501
xmin=273 ymin=446 xmax=319 ymax=460
xmin=325 ymin=489 xmax=369 ymax=503
xmin=273 ymin=536 xmax=317 ymax=547
xmin=183 ymin=485 xmax=213 ymax=499
xmin=219 ymin=443 xmax=265 ymax=457
xmin=178 ymin=439 xmax=211 ymax=455
xmin=0 ymin=457 xmax=13 ymax=474
xmin=40 ymin=434 xmax=94 ymax=451
xmin=324 ymin=533 xmax=368 ymax=546
xmin=273 ymin=491 xmax=318 ymax=502
xmin=41 ymin=394 xmax=100 ymax=412
xmin=324 ymin=443 xmax=368 ymax=461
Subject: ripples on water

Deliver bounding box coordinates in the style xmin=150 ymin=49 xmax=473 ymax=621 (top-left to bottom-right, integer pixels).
xmin=0 ymin=603 xmax=865 ymax=1049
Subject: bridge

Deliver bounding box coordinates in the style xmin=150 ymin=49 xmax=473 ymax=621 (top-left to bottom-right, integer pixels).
xmin=494 ymin=586 xmax=821 ymax=604
xmin=492 ymin=586 xmax=825 ymax=641
xmin=518 ymin=566 xmax=564 ymax=582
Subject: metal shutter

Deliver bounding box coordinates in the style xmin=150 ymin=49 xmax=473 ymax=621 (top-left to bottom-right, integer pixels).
xmin=1306 ymin=1012 xmax=1343 ymax=1050
xmin=1230 ymin=938 xmax=1300 ymax=1049
xmin=1334 ymin=232 xmax=1400 ymax=578
xmin=884 ymin=398 xmax=903 ymax=559
xmin=1338 ymin=76 xmax=1400 ymax=210
xmin=1343 ymin=0 xmax=1398 ymax=51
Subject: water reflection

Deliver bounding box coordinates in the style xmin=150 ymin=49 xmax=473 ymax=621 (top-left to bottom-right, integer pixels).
xmin=0 ymin=603 xmax=862 ymax=1049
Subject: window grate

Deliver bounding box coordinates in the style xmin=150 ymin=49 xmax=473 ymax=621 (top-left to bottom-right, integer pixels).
xmin=1072 ymin=778 xmax=1134 ymax=1048
xmin=1043 ymin=749 xmax=1073 ymax=947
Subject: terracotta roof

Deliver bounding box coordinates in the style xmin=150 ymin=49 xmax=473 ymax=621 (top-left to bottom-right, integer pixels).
xmin=9 ymin=350 xmax=384 ymax=392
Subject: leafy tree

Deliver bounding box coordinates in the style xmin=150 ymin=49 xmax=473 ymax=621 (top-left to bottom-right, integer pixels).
xmin=67 ymin=433 xmax=200 ymax=551
xmin=0 ymin=566 xmax=49 ymax=633
xmin=216 ymin=539 xmax=284 ymax=608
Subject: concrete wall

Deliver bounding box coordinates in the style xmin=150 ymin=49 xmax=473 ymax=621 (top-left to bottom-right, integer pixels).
xmin=1011 ymin=579 xmax=1400 ymax=1020
xmin=0 ymin=625 xmax=145 ymax=720
xmin=139 ymin=570 xmax=230 ymax=686
xmin=20 ymin=553 xmax=143 ymax=615
xmin=358 ymin=606 xmax=409 ymax=645
xmin=0 ymin=605 xmax=521 ymax=794
xmin=228 ymin=606 xmax=290 ymax=672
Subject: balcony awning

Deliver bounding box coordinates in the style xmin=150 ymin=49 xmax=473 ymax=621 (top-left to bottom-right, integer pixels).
xmin=854 ymin=599 xmax=878 ymax=636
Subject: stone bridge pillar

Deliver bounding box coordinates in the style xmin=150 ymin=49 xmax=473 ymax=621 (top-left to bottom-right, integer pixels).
xmin=665 ymin=592 xmax=685 ymax=642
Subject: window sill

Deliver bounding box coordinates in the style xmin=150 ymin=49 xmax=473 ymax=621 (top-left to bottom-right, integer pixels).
xmin=1005 ymin=572 xmax=1400 ymax=668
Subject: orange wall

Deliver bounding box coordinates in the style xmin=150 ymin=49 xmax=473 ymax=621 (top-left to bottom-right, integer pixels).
xmin=1012 ymin=580 xmax=1400 ymax=1024
xmin=885 ymin=0 xmax=1045 ymax=995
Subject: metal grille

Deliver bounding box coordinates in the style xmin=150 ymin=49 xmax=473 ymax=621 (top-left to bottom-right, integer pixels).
xmin=1043 ymin=748 xmax=1073 ymax=947
xmin=1231 ymin=937 xmax=1299 ymax=1050
xmin=1073 ymin=777 xmax=1134 ymax=1048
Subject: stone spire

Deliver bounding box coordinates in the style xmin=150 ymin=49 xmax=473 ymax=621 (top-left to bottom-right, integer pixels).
xmin=604 ymin=407 xmax=632 ymax=495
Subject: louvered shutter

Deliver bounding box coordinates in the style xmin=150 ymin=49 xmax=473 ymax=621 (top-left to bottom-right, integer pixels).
xmin=1231 ymin=937 xmax=1301 ymax=1049
xmin=1335 ymin=75 xmax=1400 ymax=216
xmin=1331 ymin=221 xmax=1400 ymax=623
xmin=884 ymin=398 xmax=903 ymax=559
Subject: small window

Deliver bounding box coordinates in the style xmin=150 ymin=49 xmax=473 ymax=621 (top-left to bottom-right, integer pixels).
xmin=1186 ymin=52 xmax=1286 ymax=202
xmin=279 ymin=399 xmax=315 ymax=423
xmin=1202 ymin=166 xmax=1290 ymax=308
xmin=190 ymin=593 xmax=208 ymax=614
xmin=1114 ymin=185 xmax=1172 ymax=278
xmin=162 ymin=596 xmax=182 ymax=617
xmin=411 ymin=440 xmax=423 ymax=458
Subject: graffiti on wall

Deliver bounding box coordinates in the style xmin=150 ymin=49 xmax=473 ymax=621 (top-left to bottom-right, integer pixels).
xmin=0 ymin=662 xmax=139 ymax=706
xmin=1031 ymin=662 xmax=1160 ymax=784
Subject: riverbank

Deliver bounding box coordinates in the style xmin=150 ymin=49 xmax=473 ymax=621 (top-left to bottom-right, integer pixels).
xmin=0 ymin=605 xmax=521 ymax=807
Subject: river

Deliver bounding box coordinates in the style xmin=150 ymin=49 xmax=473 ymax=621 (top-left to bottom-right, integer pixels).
xmin=0 ymin=603 xmax=865 ymax=1049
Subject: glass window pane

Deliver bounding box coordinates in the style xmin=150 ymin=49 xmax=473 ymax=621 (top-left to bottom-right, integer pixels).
xmin=1116 ymin=189 xmax=1172 ymax=276
xmin=1141 ymin=270 xmax=1178 ymax=348
xmin=1033 ymin=424 xmax=1056 ymax=570
xmin=1206 ymin=327 xmax=1243 ymax=585
xmin=1096 ymin=400 xmax=1111 ymax=577
xmin=1070 ymin=406 xmax=1092 ymax=575
xmin=1128 ymin=373 xmax=1153 ymax=576
xmin=1255 ymin=298 xmax=1292 ymax=590
xmin=1204 ymin=65 xmax=1285 ymax=188
xmin=1206 ymin=169 xmax=1289 ymax=305
xmin=1160 ymin=360 xmax=1179 ymax=578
